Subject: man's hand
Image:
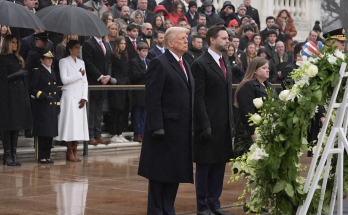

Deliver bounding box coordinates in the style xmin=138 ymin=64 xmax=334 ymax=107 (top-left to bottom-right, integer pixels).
xmin=251 ymin=134 xmax=257 ymax=142
xmin=152 ymin=129 xmax=165 ymax=139
xmin=200 ymin=127 xmax=212 ymax=142
xmin=278 ymin=71 xmax=281 ymax=78
xmin=79 ymin=99 xmax=87 ymax=109
xmin=101 ymin=75 xmax=110 ymax=85
xmin=250 ymin=19 xmax=256 ymax=26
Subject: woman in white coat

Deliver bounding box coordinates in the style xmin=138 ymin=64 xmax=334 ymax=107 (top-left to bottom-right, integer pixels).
xmin=55 ymin=40 xmax=89 ymax=162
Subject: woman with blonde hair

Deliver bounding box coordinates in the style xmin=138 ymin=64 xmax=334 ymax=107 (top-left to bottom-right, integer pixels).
xmin=105 ymin=22 xmax=119 ymax=50
xmin=0 ymin=25 xmax=11 ymax=51
xmin=0 ymin=35 xmax=32 ymax=166
xmin=55 ymin=35 xmax=78 ymax=61
xmin=164 ymin=18 xmax=174 ymax=29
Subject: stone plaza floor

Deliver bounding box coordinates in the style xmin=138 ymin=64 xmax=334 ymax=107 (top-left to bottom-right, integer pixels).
xmin=0 ymin=146 xmax=328 ymax=215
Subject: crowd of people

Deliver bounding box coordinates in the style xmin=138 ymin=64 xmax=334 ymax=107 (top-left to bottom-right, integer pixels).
xmin=1 ymin=0 xmax=347 ymax=214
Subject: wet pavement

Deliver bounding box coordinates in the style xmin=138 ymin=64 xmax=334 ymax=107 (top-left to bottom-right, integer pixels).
xmin=0 ymin=149 xmax=314 ymax=215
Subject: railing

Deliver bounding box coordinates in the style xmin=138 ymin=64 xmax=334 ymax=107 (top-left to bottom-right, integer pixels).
xmin=72 ymin=84 xmax=282 ymax=156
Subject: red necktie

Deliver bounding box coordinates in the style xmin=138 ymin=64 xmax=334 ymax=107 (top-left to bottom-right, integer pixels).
xmin=219 ymin=57 xmax=226 ymax=79
xmin=99 ymin=41 xmax=106 ymax=56
xmin=178 ymin=59 xmax=188 ymax=79
xmin=132 ymin=41 xmax=137 ymax=50
xmin=207 ymin=14 xmax=210 ymax=17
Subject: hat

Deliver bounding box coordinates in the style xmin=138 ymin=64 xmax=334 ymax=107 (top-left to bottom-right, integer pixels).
xmin=222 ymin=1 xmax=235 ymax=12
xmin=188 ymin=0 xmax=197 ymax=8
xmin=215 ymin=18 xmax=226 ymax=26
xmin=228 ymin=19 xmax=239 ymax=27
xmin=244 ymin=24 xmax=253 ymax=33
xmin=270 ymin=24 xmax=280 ymax=30
xmin=323 ymin=28 xmax=346 ymax=41
xmin=238 ymin=4 xmax=246 ymax=10
xmin=202 ymin=0 xmax=213 ymax=7
xmin=35 ymin=32 xmax=49 ymax=42
xmin=153 ymin=5 xmax=170 ymax=16
xmin=313 ymin=21 xmax=321 ymax=32
xmin=41 ymin=51 xmax=54 ymax=58
xmin=197 ymin=23 xmax=207 ymax=31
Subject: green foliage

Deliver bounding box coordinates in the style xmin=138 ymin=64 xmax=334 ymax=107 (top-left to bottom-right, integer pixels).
xmin=229 ymin=45 xmax=348 ymax=214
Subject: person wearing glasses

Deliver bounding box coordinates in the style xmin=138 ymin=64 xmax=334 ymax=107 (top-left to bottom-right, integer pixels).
xmin=136 ymin=23 xmax=155 ymax=49
xmin=219 ymin=1 xmax=237 ymax=27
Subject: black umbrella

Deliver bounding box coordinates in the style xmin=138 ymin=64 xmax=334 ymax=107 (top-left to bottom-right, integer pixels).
xmin=0 ymin=0 xmax=45 ymax=30
xmin=36 ymin=5 xmax=110 ymax=37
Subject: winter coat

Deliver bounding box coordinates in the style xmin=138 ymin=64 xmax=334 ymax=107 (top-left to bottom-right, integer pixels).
xmin=275 ymin=10 xmax=297 ymax=51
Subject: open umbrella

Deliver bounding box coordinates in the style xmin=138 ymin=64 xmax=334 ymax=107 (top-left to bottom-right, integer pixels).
xmin=36 ymin=5 xmax=110 ymax=37
xmin=0 ymin=0 xmax=45 ymax=30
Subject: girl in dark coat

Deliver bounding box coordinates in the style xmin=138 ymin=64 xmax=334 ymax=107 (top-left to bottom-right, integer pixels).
xmin=234 ymin=57 xmax=275 ymax=158
xmin=257 ymin=48 xmax=278 ymax=84
xmin=0 ymin=35 xmax=33 ymax=166
xmin=108 ymin=36 xmax=130 ymax=143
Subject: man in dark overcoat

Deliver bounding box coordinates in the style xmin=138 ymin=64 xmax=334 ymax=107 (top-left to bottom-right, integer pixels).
xmin=190 ymin=25 xmax=235 ymax=215
xmin=28 ymin=51 xmax=59 ymax=163
xmin=138 ymin=27 xmax=194 ymax=215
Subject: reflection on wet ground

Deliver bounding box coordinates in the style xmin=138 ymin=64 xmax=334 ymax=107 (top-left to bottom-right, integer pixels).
xmin=0 ymin=150 xmax=312 ymax=215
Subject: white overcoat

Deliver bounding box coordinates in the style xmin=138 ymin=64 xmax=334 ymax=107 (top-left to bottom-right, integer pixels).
xmin=55 ymin=56 xmax=89 ymax=141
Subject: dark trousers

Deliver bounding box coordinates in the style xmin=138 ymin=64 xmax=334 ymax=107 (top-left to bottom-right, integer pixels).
xmin=88 ymin=97 xmax=104 ymax=139
xmin=38 ymin=136 xmax=53 ymax=160
xmin=109 ymin=108 xmax=124 ymax=136
xmin=147 ymin=180 xmax=179 ymax=215
xmin=2 ymin=130 xmax=19 ymax=163
xmin=133 ymin=106 xmax=146 ymax=137
xmin=195 ymin=163 xmax=226 ymax=211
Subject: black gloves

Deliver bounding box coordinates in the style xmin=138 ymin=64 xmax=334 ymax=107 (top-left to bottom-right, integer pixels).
xmin=46 ymin=95 xmax=53 ymax=100
xmin=152 ymin=129 xmax=165 ymax=139
xmin=284 ymin=33 xmax=290 ymax=38
xmin=200 ymin=127 xmax=212 ymax=142
xmin=7 ymin=69 xmax=28 ymax=80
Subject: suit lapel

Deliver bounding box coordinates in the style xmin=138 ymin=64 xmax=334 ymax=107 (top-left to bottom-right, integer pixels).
xmin=252 ymin=80 xmax=267 ymax=96
xmin=137 ymin=56 xmax=146 ymax=69
xmin=40 ymin=65 xmax=56 ymax=81
xmin=204 ymin=51 xmax=227 ymax=84
xmin=92 ymin=38 xmax=105 ymax=57
xmin=68 ymin=56 xmax=80 ymax=72
xmin=166 ymin=50 xmax=189 ymax=87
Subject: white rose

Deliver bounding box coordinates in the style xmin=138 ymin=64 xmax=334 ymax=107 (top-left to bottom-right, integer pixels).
xmin=296 ymin=79 xmax=306 ymax=87
xmin=312 ymin=146 xmax=317 ymax=154
xmin=327 ymin=54 xmax=337 ymax=64
xmin=335 ymin=49 xmax=345 ymax=60
xmin=306 ymin=65 xmax=318 ymax=77
xmin=251 ymin=113 xmax=262 ymax=125
xmin=253 ymin=98 xmax=263 ymax=109
xmin=279 ymin=90 xmax=290 ymax=101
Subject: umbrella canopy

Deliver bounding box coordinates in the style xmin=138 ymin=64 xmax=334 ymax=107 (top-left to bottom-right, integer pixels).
xmin=36 ymin=5 xmax=110 ymax=37
xmin=0 ymin=0 xmax=45 ymax=30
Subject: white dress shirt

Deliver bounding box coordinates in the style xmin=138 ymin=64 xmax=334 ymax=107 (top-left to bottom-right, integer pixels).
xmin=208 ymin=48 xmax=223 ymax=69
xmin=42 ymin=63 xmax=51 ymax=74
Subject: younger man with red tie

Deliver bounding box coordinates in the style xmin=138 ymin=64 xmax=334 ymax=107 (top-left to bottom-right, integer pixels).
xmin=125 ymin=24 xmax=139 ymax=61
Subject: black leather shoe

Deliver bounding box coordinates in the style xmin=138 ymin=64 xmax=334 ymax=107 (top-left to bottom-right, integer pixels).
xmin=46 ymin=160 xmax=54 ymax=163
xmin=197 ymin=209 xmax=214 ymax=215
xmin=211 ymin=208 xmax=234 ymax=215
xmin=39 ymin=160 xmax=48 ymax=164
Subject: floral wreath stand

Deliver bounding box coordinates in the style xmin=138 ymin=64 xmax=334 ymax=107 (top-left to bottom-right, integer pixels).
xmin=297 ymin=62 xmax=348 ymax=215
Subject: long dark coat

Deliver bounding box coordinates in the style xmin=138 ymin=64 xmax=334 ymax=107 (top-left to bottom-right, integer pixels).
xmin=0 ymin=54 xmax=33 ymax=131
xmin=129 ymin=55 xmax=148 ymax=107
xmin=138 ymin=50 xmax=194 ymax=184
xmin=191 ymin=51 xmax=234 ymax=163
xmin=108 ymin=53 xmax=130 ymax=110
xmin=29 ymin=64 xmax=59 ymax=137
xmin=234 ymin=80 xmax=271 ymax=158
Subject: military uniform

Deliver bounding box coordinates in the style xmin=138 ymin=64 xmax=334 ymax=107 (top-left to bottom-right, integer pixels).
xmin=28 ymin=51 xmax=59 ymax=161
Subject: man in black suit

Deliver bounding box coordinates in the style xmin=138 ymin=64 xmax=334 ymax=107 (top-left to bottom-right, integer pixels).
xmin=137 ymin=23 xmax=155 ymax=49
xmin=244 ymin=0 xmax=260 ymax=30
xmin=260 ymin=16 xmax=275 ymax=42
xmin=147 ymin=31 xmax=165 ymax=60
xmin=272 ymin=41 xmax=293 ymax=83
xmin=82 ymin=36 xmax=112 ymax=145
xmin=191 ymin=26 xmax=234 ymax=215
xmin=138 ymin=27 xmax=194 ymax=215
xmin=264 ymin=29 xmax=278 ymax=56
xmin=136 ymin=0 xmax=155 ymax=23
xmin=183 ymin=34 xmax=203 ymax=66
xmin=185 ymin=1 xmax=199 ymax=27
xmin=125 ymin=24 xmax=139 ymax=61
xmin=230 ymin=35 xmax=247 ymax=71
